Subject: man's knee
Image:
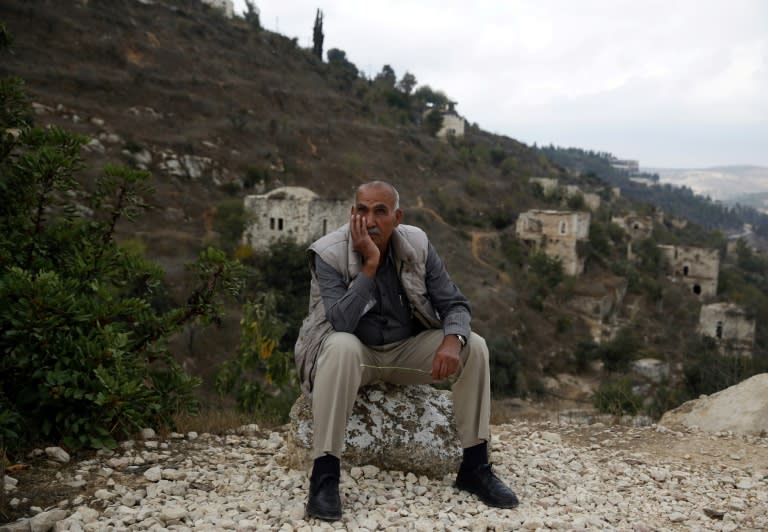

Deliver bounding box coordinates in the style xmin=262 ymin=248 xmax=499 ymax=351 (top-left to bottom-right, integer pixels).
xmin=318 ymin=332 xmax=365 ymax=370
xmin=468 ymin=332 xmax=489 ymax=364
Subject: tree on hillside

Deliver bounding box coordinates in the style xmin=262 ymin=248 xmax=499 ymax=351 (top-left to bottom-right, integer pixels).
xmin=423 ymin=108 xmax=444 ymax=136
xmin=312 ymin=8 xmax=324 ymax=60
xmin=326 ymin=47 xmax=359 ymax=87
xmin=414 ymin=85 xmax=449 ymax=107
xmin=374 ymin=64 xmax=396 ymax=89
xmin=397 ymin=71 xmax=417 ymax=96
xmin=244 ymin=0 xmax=260 ymax=29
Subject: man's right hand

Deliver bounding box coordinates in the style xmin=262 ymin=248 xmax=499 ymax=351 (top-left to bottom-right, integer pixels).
xmin=350 ymin=214 xmax=380 ymax=278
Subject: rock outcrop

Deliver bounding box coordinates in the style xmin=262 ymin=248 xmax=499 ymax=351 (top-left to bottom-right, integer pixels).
xmin=660 ymin=373 xmax=768 ymax=435
xmin=285 ymin=383 xmax=462 ymax=477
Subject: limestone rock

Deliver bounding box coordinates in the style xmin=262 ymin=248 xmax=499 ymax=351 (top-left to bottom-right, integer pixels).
xmin=285 ymin=383 xmax=461 ymax=477
xmin=660 ymin=373 xmax=768 ymax=435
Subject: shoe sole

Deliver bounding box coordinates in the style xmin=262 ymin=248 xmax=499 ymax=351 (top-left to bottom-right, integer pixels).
xmin=306 ymin=503 xmax=342 ymax=522
xmin=455 ymin=481 xmax=520 ymax=509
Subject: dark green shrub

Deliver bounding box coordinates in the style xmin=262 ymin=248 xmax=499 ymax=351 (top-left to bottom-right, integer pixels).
xmin=488 ymin=335 xmax=520 ymax=397
xmin=0 ymin=45 xmax=245 ymax=451
xmin=213 ymin=199 xmax=246 ymax=253
xmin=598 ymin=328 xmax=641 ymax=372
xmin=592 ymin=377 xmax=642 ymax=416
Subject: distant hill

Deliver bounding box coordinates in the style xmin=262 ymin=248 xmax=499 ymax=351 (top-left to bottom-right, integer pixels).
xmin=645 ymin=166 xmax=768 ymax=201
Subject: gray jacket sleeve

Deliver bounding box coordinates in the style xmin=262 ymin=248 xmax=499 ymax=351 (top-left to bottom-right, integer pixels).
xmin=315 ymin=255 xmax=376 ymax=333
xmin=425 ymin=243 xmax=472 ymax=338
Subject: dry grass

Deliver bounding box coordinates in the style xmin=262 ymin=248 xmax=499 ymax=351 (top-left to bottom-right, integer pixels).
xmin=170 ymin=408 xmax=256 ymax=437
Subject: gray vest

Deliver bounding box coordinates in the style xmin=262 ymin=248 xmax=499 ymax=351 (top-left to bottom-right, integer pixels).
xmin=294 ymin=224 xmax=441 ymax=399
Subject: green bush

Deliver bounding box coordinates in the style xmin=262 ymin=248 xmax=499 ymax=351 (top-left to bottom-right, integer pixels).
xmin=213 ymin=199 xmax=246 ymax=253
xmin=242 ymin=238 xmax=311 ymax=351
xmin=488 ymin=335 xmax=520 ymax=397
xmin=215 ymin=293 xmax=299 ymax=419
xmin=0 ymin=42 xmax=245 ymax=451
xmin=597 ymin=328 xmax=641 ymax=372
xmin=592 ymin=377 xmax=642 ymax=416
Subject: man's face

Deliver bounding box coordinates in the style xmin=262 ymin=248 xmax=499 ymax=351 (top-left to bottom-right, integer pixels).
xmin=352 ymin=185 xmax=402 ymax=250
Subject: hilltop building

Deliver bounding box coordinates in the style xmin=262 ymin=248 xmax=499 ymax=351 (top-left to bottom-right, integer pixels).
xmin=425 ymin=101 xmax=466 ymax=140
xmin=201 ymin=0 xmax=234 ymax=17
xmin=657 ymin=245 xmax=720 ymax=297
xmin=609 ymin=158 xmax=639 ymax=174
xmin=698 ymin=302 xmax=755 ymax=357
xmin=242 ymin=187 xmax=347 ymax=251
xmin=515 ymin=210 xmax=591 ymax=276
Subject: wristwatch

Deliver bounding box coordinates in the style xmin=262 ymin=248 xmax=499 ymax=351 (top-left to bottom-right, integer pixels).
xmin=454 ymin=334 xmax=467 ymax=347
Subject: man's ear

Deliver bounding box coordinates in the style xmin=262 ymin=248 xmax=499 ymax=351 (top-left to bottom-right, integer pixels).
xmin=350 ymin=205 xmax=356 ymax=215
xmin=394 ymin=208 xmax=403 ymax=226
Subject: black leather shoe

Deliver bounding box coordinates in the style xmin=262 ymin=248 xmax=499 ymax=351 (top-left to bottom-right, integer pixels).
xmin=455 ymin=463 xmax=520 ymax=509
xmin=306 ymin=474 xmax=342 ymax=521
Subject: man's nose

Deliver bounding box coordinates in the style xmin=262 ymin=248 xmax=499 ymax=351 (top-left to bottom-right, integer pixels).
xmin=364 ymin=214 xmax=375 ymax=227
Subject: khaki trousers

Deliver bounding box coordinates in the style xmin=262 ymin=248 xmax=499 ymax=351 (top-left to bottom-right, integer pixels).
xmin=311 ymin=329 xmax=491 ymax=460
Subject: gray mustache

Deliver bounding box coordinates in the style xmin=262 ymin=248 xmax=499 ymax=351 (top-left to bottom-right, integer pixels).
xmin=368 ymin=227 xmax=381 ymax=235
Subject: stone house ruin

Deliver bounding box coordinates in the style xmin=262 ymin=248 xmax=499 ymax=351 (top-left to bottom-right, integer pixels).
xmin=515 ymin=210 xmax=591 ymax=276
xmin=242 ymin=186 xmax=348 ymax=251
xmin=563 ymin=185 xmax=601 ymax=211
xmin=611 ymin=213 xmax=654 ymax=260
xmin=698 ymin=302 xmax=756 ymax=357
xmin=611 ymin=214 xmax=654 ymax=241
xmin=657 ymin=245 xmax=720 ymax=298
xmin=425 ymin=101 xmax=465 ymax=140
xmin=528 ymin=178 xmax=600 ymax=211
xmin=529 ymin=177 xmax=559 ymax=195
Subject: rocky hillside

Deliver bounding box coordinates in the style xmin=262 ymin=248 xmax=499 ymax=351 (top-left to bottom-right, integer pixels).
xmin=2 ymin=0 xmax=765 ymax=407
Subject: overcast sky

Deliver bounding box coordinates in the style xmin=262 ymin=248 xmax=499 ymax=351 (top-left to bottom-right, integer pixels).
xmin=232 ymin=0 xmax=767 ymax=169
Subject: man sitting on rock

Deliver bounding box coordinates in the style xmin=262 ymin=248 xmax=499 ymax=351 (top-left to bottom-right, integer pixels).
xmin=295 ymin=180 xmax=519 ymax=521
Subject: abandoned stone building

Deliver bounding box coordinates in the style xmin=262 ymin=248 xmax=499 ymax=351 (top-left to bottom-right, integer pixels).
xmin=242 ymin=186 xmax=348 ymax=251
xmin=698 ymin=302 xmax=756 ymax=357
xmin=612 ymin=214 xmax=654 ymax=241
xmin=528 ymin=179 xmax=601 ymax=211
xmin=529 ymin=177 xmax=559 ymax=195
xmin=515 ymin=210 xmax=591 ymax=276
xmin=611 ymin=213 xmax=654 ymax=260
xmin=563 ymin=185 xmax=601 ymax=211
xmin=657 ymin=245 xmax=720 ymax=298
xmin=425 ymin=101 xmax=465 ymax=140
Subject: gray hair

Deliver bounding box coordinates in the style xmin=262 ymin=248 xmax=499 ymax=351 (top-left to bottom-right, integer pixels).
xmin=355 ymin=181 xmax=400 ymax=209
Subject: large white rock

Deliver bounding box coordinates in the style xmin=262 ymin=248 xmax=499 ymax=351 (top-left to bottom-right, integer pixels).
xmin=660 ymin=373 xmax=768 ymax=435
xmin=285 ymin=383 xmax=462 ymax=477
